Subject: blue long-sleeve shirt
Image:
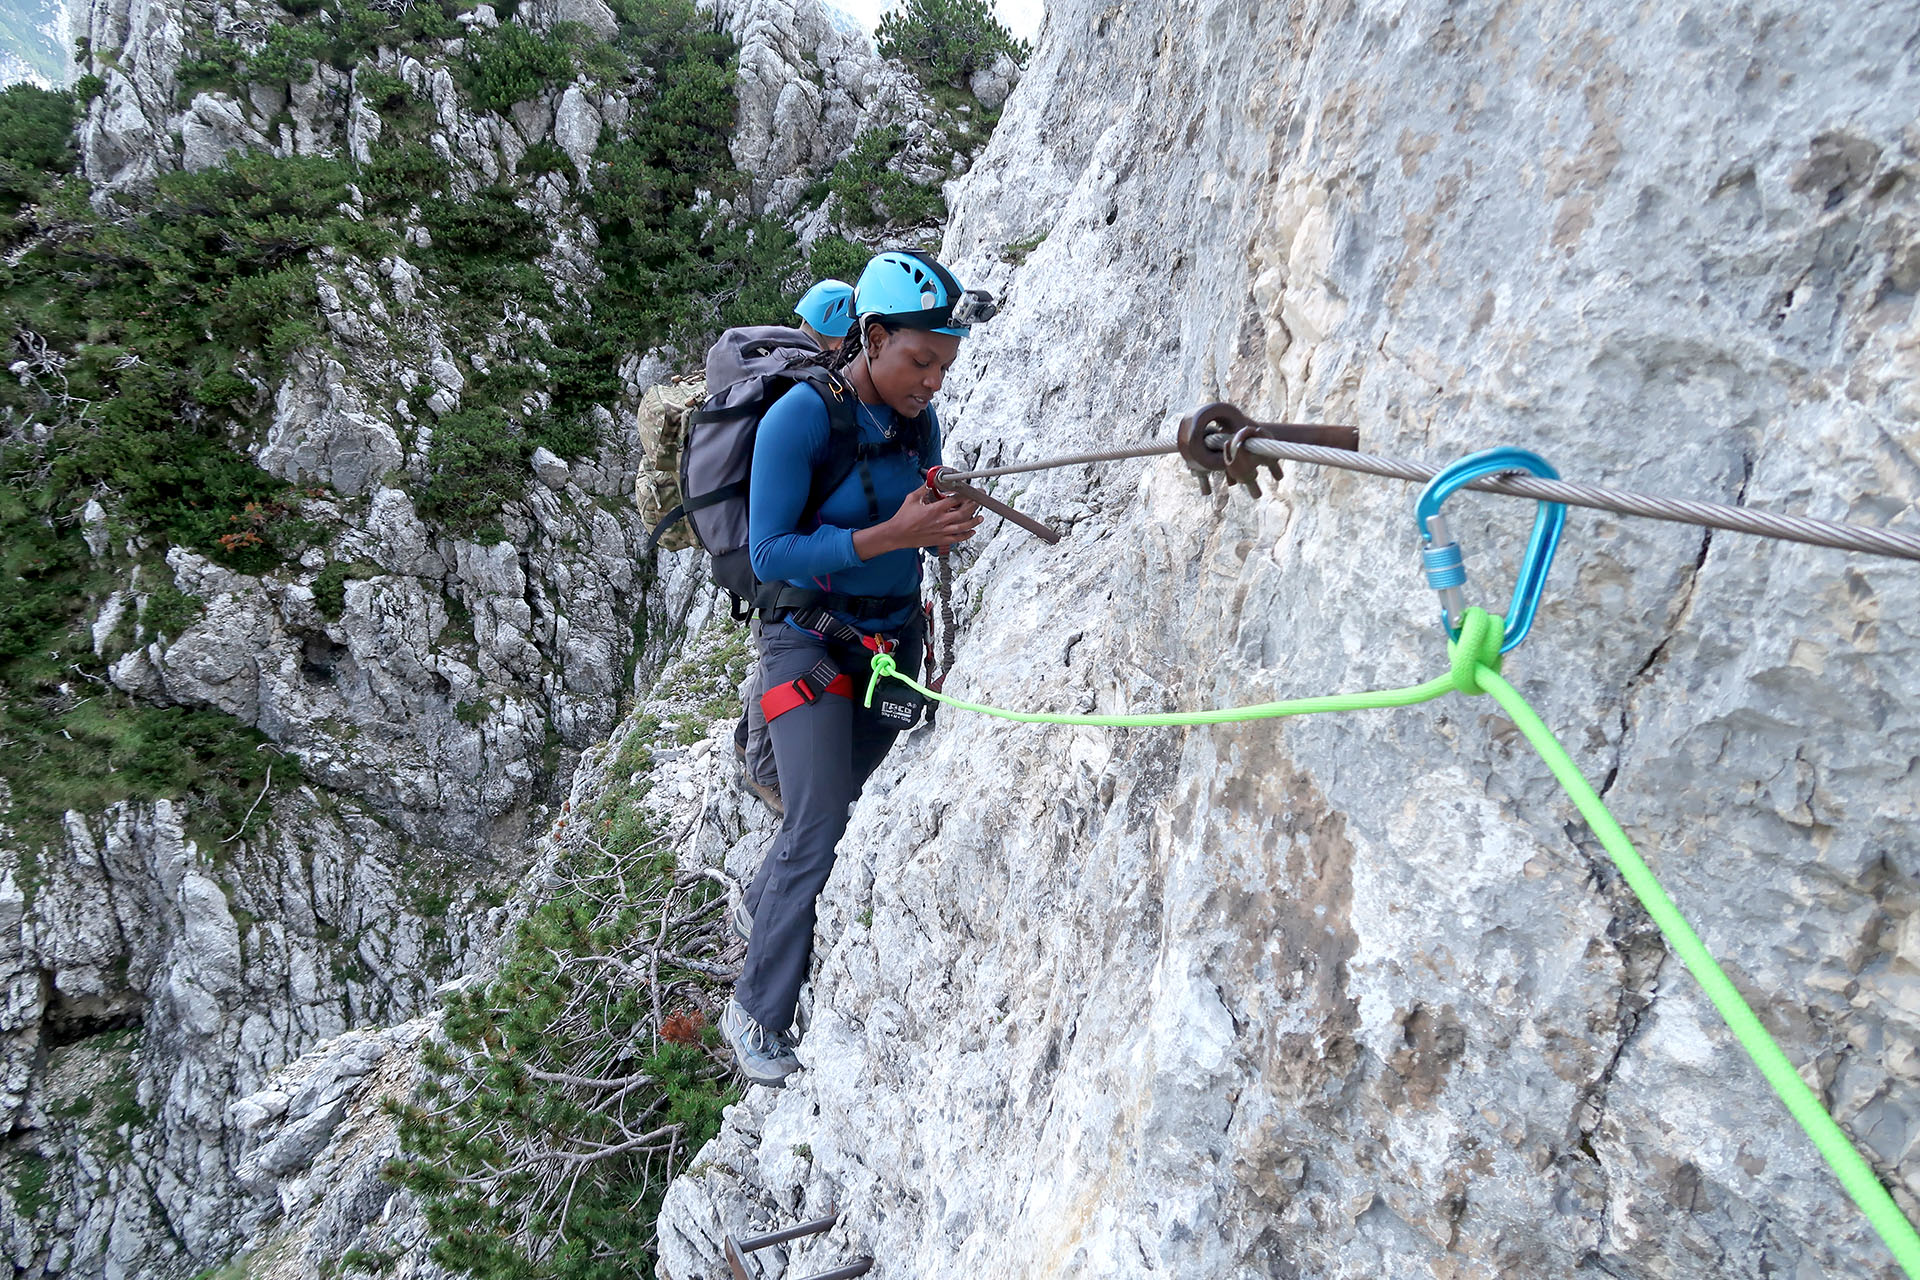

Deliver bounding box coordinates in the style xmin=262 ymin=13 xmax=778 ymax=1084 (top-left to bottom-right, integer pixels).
xmin=748 ymin=382 xmax=941 ymax=634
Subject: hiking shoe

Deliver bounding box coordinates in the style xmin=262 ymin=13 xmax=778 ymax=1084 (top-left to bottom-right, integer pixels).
xmin=730 ymin=899 xmax=753 ymax=943
xmin=745 ymin=775 xmax=784 ymax=815
xmin=720 ymin=997 xmax=798 ymax=1088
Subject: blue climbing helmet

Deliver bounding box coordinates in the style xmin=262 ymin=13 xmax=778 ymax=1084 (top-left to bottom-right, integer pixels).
xmin=853 ymin=250 xmax=997 ymax=337
xmin=794 ymin=279 xmax=855 ymax=338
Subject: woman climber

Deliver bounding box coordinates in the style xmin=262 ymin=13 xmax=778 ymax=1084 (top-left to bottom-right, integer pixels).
xmin=720 ymin=249 xmax=995 ymax=1086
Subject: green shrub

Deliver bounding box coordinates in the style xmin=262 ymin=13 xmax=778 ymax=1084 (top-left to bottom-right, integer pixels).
xmin=398 ymin=0 xmax=462 ymax=41
xmin=333 ymin=0 xmax=415 ymax=62
xmin=140 ymin=582 xmax=205 ymax=641
xmin=0 ymin=85 xmax=77 ymax=206
xmin=0 ymin=478 xmax=92 ymax=663
xmin=416 ymin=407 xmax=531 ymax=537
xmin=527 ymin=410 xmax=599 ymax=460
xmin=6 ymin=1156 xmax=52 ymax=1221
xmin=464 ymin=22 xmax=574 ymax=112
xmin=387 ymin=808 xmax=735 ymax=1280
xmin=325 ymin=214 xmax=401 ymax=258
xmin=207 ymin=264 xmax=324 ymax=360
xmin=581 ymin=2 xmax=758 ymax=352
xmin=826 ymin=126 xmax=945 ymax=230
xmin=73 ymin=74 xmax=107 ymax=104
xmin=420 ymin=185 xmax=541 ymax=256
xmin=711 ymin=216 xmax=802 ymax=332
xmin=415 ymin=185 xmax=551 ymax=314
xmin=876 ymin=0 xmax=1030 ymax=88
xmin=533 ymin=324 xmax=621 ymax=439
xmin=356 ymin=66 xmax=418 ymax=114
xmin=177 ymin=39 xmax=244 ymax=93
xmin=3 ymin=151 xmax=339 ymax=576
xmin=192 ymin=369 xmax=255 ymax=410
xmin=312 ymin=560 xmax=381 ymax=620
xmin=0 ymin=86 xmax=77 ymax=173
xmin=516 ymin=139 xmax=570 ymax=176
xmin=805 ymin=235 xmax=871 ymax=291
xmin=0 ymin=688 xmax=292 ymax=846
xmin=360 ymin=139 xmax=451 ymax=207
xmin=248 ymin=24 xmax=331 ymax=85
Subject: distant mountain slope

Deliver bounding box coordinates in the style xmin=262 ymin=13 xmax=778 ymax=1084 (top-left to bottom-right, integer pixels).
xmin=0 ymin=0 xmax=70 ymax=87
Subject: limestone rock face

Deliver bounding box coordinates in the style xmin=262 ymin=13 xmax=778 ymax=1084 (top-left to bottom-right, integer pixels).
xmin=659 ymin=2 xmax=1920 ymax=1278
xmin=78 ymin=0 xmax=186 ymax=190
xmin=213 ymin=585 xmax=761 ymax=1279
xmin=180 ymin=91 xmax=270 ymax=171
xmin=521 ymin=0 xmax=618 ymax=42
xmin=3 ymin=1 xmax=684 ymax=1275
xmin=0 ymin=795 xmax=502 ymax=1277
xmin=6 ymin=0 xmax=988 ymax=1270
xmin=707 ymin=0 xmax=952 ymax=219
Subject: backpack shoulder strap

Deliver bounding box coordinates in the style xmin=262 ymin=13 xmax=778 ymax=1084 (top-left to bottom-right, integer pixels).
xmin=790 ymin=369 xmax=867 ymax=524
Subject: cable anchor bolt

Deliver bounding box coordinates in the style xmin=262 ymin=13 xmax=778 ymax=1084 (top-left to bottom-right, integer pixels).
xmin=925 ymin=466 xmax=1063 ymax=545
xmin=1414 ymin=446 xmax=1566 ymax=654
xmin=1177 ymin=402 xmax=1362 ymax=497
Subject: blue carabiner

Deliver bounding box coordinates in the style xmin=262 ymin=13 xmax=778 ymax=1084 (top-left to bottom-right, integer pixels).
xmin=1414 ymin=447 xmax=1566 ymax=654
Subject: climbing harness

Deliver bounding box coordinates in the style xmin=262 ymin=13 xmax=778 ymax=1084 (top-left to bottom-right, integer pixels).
xmin=760 ymin=610 xmax=928 ymax=731
xmin=860 ymin=435 xmax=1920 ymax=1276
xmin=1415 ymin=447 xmax=1566 ymax=653
xmin=759 ymin=659 xmax=857 ymax=724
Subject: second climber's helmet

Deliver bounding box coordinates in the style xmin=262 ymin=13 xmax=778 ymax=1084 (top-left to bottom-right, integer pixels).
xmin=853 ymin=250 xmax=997 ymax=338
xmin=794 ymin=279 xmax=855 ymax=338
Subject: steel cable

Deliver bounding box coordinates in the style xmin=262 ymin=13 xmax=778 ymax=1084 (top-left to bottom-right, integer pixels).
xmin=939 ymin=435 xmax=1920 ymax=564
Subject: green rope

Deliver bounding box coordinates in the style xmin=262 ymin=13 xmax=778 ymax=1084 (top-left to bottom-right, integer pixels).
xmin=1475 ymin=663 xmax=1920 ymax=1277
xmin=862 ymin=626 xmax=1496 ymax=726
xmin=865 ymin=607 xmax=1920 ymax=1274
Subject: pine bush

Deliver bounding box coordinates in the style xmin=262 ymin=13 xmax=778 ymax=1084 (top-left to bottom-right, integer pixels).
xmin=876 ymin=0 xmax=1031 ymax=88
xmin=389 ymin=797 xmax=738 ymax=1280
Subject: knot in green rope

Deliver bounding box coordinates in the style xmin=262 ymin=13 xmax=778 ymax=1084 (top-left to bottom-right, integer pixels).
xmin=1446 ymin=607 xmax=1504 ymax=695
xmin=864 ymin=652 xmax=900 ymax=708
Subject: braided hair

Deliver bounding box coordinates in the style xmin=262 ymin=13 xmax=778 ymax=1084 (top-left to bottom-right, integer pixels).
xmin=812 ymin=313 xmax=909 ymax=374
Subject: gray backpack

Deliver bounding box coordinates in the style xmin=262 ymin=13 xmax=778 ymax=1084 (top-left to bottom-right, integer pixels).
xmin=646 ymin=326 xmax=924 ymax=617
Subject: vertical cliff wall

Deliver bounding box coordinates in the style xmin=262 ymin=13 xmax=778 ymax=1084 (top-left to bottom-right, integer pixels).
xmin=660 ymin=1 xmax=1920 ymax=1276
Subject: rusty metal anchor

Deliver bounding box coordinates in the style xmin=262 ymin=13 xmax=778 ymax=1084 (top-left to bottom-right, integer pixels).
xmin=725 ymin=1209 xmax=872 ymax=1280
xmin=1176 ymin=402 xmax=1362 ymax=497
xmin=924 ymin=466 xmax=1064 ymax=545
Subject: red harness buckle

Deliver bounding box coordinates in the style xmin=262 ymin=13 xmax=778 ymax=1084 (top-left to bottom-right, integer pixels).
xmin=760 ymin=670 xmax=856 ymax=723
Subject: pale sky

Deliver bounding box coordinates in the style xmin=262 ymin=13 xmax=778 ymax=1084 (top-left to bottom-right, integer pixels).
xmin=831 ymin=0 xmax=1045 ymax=44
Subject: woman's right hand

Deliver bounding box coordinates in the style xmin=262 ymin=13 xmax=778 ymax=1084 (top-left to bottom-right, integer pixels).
xmin=853 ymin=488 xmax=983 ymax=559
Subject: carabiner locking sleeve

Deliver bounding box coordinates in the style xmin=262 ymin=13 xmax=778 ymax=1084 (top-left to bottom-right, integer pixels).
xmin=1414 ymin=447 xmax=1566 ymax=654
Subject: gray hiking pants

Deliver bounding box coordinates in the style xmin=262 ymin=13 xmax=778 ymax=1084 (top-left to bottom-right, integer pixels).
xmin=734 ymin=616 xmax=923 ymax=1034
xmin=734 ymin=618 xmax=779 ymax=789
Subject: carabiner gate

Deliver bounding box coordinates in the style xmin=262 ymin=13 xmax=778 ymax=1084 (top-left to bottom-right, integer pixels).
xmin=1414 ymin=447 xmax=1566 ymax=654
